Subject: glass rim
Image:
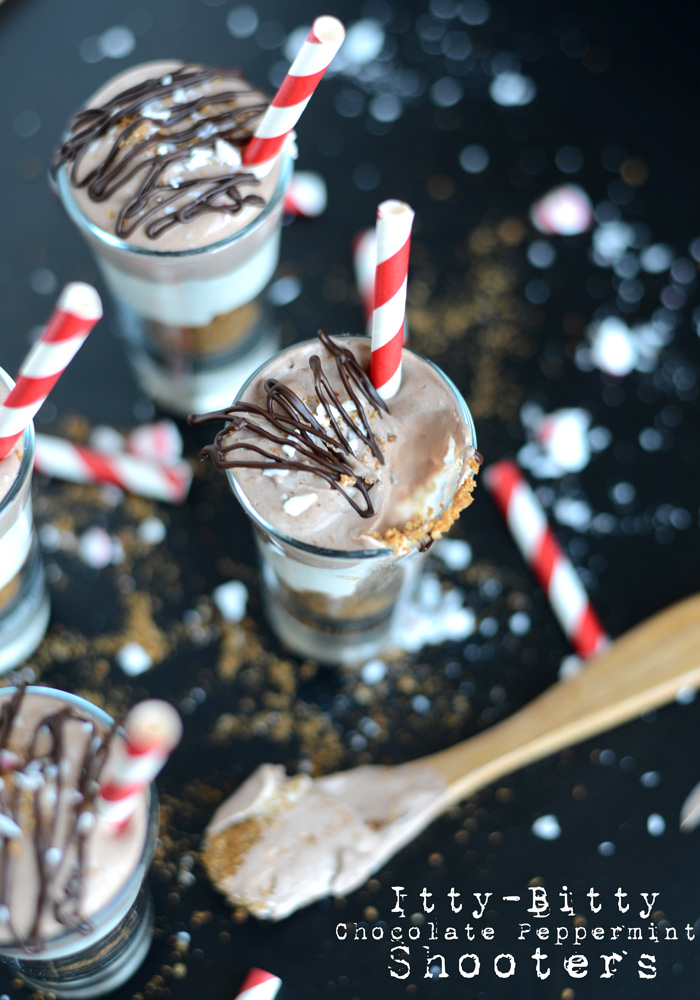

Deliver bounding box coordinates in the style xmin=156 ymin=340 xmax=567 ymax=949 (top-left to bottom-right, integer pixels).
xmin=0 ymin=684 xmax=158 ymax=955
xmin=0 ymin=365 xmax=35 ymax=520
xmin=53 ymin=147 xmax=294 ymax=261
xmin=226 ymin=335 xmax=477 ymax=561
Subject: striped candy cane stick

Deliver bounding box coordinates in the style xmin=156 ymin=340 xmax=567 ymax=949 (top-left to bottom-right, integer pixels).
xmin=484 ymin=459 xmax=609 ymax=658
xmin=97 ymin=700 xmax=182 ymax=827
xmin=0 ymin=283 xmax=102 ymax=460
xmin=242 ymin=16 xmax=345 ymax=175
xmin=34 ymin=433 xmax=193 ymax=503
xmin=235 ymin=969 xmax=282 ymax=1000
xmin=369 ymin=200 xmax=414 ymax=400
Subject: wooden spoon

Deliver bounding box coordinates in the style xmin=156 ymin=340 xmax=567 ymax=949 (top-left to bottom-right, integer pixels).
xmin=204 ymin=594 xmax=700 ymax=920
xmin=425 ymin=591 xmax=700 ymax=802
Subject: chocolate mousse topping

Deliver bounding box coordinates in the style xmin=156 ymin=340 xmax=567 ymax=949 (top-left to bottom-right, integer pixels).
xmin=52 ymin=65 xmax=269 ymax=240
xmin=189 ymin=331 xmax=390 ymax=518
xmin=0 ymin=686 xmax=116 ymax=950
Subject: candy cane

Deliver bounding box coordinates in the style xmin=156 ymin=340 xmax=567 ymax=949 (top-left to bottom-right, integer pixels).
xmin=242 ymin=16 xmax=345 ymax=175
xmin=97 ymin=700 xmax=182 ymax=827
xmin=34 ymin=433 xmax=192 ymax=503
xmin=369 ymin=200 xmax=414 ymax=400
xmin=0 ymin=283 xmax=102 ymax=460
xmin=484 ymin=459 xmax=609 ymax=658
xmin=235 ymin=969 xmax=282 ymax=1000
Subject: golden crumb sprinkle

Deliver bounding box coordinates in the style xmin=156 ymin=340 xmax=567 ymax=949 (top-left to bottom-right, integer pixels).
xmin=378 ymin=456 xmax=480 ymax=553
xmin=201 ymin=817 xmax=264 ymax=894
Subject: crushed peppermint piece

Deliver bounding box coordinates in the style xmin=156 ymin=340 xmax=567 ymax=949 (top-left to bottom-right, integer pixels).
xmin=283 ymin=493 xmax=318 ymax=516
xmin=588 ymin=316 xmax=638 ymax=376
xmin=558 ymin=654 xmax=584 ymax=681
xmin=519 ymin=404 xmax=593 ymax=477
xmin=45 ymin=846 xmax=63 ymax=869
xmin=115 ymin=641 xmax=153 ymax=676
xmin=77 ymin=811 xmax=95 ymax=835
xmin=530 ymin=184 xmax=593 ymax=236
xmin=77 ymin=526 xmax=115 ymax=569
xmin=212 ymin=580 xmax=249 ymax=623
xmin=531 ymin=814 xmax=561 ymax=840
xmin=432 ymin=538 xmax=472 ymax=570
xmin=361 ymin=659 xmax=387 ymax=684
xmin=0 ymin=750 xmax=19 ymax=770
xmin=214 ymin=138 xmax=242 ymax=167
xmin=647 ymin=813 xmax=665 ymax=836
xmin=0 ymin=814 xmax=22 ymax=840
xmin=136 ymin=516 xmax=167 ymax=545
xmin=142 ymin=102 xmax=172 ymax=121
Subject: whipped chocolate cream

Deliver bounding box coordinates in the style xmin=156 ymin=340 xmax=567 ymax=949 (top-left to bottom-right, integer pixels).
xmin=191 ymin=334 xmax=477 ymax=551
xmin=203 ymin=761 xmax=447 ymax=920
xmin=53 ymin=60 xmax=282 ymax=252
xmin=0 ymin=688 xmax=148 ymax=948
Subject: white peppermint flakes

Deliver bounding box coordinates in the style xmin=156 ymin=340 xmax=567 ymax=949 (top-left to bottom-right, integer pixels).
xmin=212 ymin=581 xmax=249 ymax=623
xmin=115 ymin=642 xmax=152 ymax=677
xmin=283 ymin=493 xmax=318 ymax=516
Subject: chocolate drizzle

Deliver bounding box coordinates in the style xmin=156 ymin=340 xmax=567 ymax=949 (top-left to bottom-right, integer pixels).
xmin=52 ymin=65 xmax=270 ymax=240
xmin=0 ymin=687 xmax=117 ymax=950
xmin=189 ymin=331 xmax=390 ymax=518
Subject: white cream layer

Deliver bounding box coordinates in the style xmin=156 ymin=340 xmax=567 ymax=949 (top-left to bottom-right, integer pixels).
xmin=0 ymin=499 xmax=32 ymax=591
xmin=98 ymin=227 xmax=282 ymax=327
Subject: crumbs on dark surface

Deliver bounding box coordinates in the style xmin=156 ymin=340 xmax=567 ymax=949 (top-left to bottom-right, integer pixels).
xmin=3 ymin=216 xmax=544 ymax=987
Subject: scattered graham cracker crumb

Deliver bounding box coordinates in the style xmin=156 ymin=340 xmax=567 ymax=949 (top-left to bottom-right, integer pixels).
xmin=378 ymin=456 xmax=480 ymax=553
xmin=201 ymin=817 xmax=264 ymax=893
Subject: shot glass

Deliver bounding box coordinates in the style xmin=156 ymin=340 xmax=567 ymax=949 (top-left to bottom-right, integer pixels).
xmin=225 ymin=341 xmax=477 ymax=665
xmin=0 ymin=367 xmax=50 ymax=674
xmin=0 ymin=686 xmax=160 ymax=999
xmin=54 ymin=151 xmax=293 ymax=416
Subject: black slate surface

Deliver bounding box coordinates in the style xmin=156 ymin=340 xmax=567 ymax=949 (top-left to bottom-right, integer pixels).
xmin=1 ymin=0 xmax=700 ymax=998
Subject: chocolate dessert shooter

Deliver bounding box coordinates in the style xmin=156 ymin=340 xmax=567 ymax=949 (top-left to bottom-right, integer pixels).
xmin=190 ymin=333 xmax=478 ymax=664
xmin=52 ymin=60 xmax=293 ymax=415
xmin=0 ymin=686 xmax=160 ymax=998
xmin=0 ymin=369 xmax=50 ymax=673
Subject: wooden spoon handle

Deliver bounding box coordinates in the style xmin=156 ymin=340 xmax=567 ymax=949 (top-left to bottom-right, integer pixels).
xmin=422 ymin=593 xmax=700 ymax=807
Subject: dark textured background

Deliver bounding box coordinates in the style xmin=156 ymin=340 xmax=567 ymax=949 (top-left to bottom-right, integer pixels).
xmin=1 ymin=0 xmax=700 ymax=997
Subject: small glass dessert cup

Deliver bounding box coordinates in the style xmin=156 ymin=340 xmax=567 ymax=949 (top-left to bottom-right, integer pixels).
xmin=202 ymin=336 xmax=477 ymax=665
xmin=0 ymin=367 xmax=50 ymax=674
xmin=0 ymin=686 xmax=159 ymax=999
xmin=54 ymin=151 xmax=292 ymax=416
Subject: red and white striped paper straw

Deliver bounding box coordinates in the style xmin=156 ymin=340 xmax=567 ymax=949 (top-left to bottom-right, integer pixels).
xmin=34 ymin=433 xmax=192 ymax=503
xmin=484 ymin=459 xmax=609 ymax=658
xmin=235 ymin=969 xmax=282 ymax=1000
xmin=369 ymin=200 xmax=414 ymax=400
xmin=126 ymin=419 xmax=183 ymax=465
xmin=242 ymin=15 xmax=345 ymax=175
xmin=97 ymin=700 xmax=182 ymax=827
xmin=0 ymin=283 xmax=102 ymax=461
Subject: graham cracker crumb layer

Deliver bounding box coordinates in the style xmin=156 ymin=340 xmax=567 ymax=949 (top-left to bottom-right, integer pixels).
xmin=201 ymin=817 xmax=264 ymax=894
xmin=378 ymin=456 xmax=480 ymax=553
